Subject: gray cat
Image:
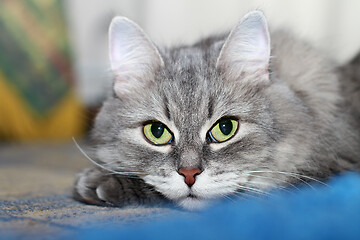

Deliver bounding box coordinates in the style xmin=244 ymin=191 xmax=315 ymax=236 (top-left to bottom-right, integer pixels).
xmin=73 ymin=11 xmax=360 ymax=210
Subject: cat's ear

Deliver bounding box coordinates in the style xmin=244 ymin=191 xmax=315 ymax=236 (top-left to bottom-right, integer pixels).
xmin=216 ymin=11 xmax=270 ymax=83
xmin=109 ymin=17 xmax=164 ymax=96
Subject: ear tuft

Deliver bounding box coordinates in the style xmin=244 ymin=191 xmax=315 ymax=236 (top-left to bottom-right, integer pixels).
xmin=109 ymin=17 xmax=164 ymax=96
xmin=216 ymin=11 xmax=270 ymax=82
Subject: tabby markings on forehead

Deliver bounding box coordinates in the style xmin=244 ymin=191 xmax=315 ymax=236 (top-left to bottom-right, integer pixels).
xmin=208 ymin=97 xmax=214 ymax=119
xmin=163 ymin=95 xmax=171 ymax=120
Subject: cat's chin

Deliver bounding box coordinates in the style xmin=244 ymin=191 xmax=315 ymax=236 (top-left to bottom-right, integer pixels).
xmin=177 ymin=196 xmax=209 ymax=210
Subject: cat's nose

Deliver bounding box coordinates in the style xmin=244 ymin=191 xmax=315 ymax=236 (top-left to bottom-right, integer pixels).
xmin=177 ymin=168 xmax=202 ymax=187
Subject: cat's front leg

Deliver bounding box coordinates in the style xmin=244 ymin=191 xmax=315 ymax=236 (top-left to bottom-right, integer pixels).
xmin=73 ymin=167 xmax=166 ymax=207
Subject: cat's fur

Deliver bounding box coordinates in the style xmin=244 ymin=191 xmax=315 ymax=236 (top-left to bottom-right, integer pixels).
xmin=74 ymin=11 xmax=360 ymax=210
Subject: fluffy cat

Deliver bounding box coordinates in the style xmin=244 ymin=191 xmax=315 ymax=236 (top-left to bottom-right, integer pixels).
xmin=73 ymin=11 xmax=360 ymax=210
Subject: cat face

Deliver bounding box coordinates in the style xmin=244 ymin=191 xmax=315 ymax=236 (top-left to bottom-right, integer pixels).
xmin=92 ymin=11 xmax=314 ymax=209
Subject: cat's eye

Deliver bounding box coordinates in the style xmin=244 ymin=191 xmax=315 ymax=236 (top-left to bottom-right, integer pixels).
xmin=143 ymin=122 xmax=173 ymax=145
xmin=208 ymin=118 xmax=239 ymax=143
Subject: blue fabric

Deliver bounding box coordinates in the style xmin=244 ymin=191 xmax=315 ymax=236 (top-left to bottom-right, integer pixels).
xmin=75 ymin=172 xmax=360 ymax=240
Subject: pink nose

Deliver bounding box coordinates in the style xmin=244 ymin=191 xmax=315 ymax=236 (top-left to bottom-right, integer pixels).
xmin=177 ymin=168 xmax=202 ymax=187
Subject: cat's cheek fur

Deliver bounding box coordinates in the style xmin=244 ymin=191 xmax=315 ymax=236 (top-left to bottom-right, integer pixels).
xmin=191 ymin=171 xmax=240 ymax=198
xmin=143 ymin=172 xmax=189 ymax=200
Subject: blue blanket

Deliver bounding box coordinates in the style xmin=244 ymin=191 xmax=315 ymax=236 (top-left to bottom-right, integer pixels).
xmin=76 ymin=172 xmax=360 ymax=240
xmin=2 ymin=172 xmax=359 ymax=240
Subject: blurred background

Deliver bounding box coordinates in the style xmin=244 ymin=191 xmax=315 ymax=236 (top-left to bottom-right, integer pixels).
xmin=1 ymin=0 xmax=360 ymax=142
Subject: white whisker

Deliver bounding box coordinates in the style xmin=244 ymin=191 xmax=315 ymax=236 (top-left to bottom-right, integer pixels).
xmin=233 ymin=191 xmax=264 ymax=200
xmin=247 ymin=180 xmax=294 ymax=194
xmin=244 ymin=173 xmax=301 ymax=191
xmin=246 ymin=170 xmax=329 ymax=188
xmin=221 ymin=193 xmax=238 ymax=203
xmin=73 ymin=137 xmax=143 ymax=177
xmin=235 ymin=184 xmax=271 ymax=196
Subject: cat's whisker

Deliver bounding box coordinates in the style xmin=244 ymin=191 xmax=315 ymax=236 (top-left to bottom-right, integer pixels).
xmin=230 ymin=192 xmax=249 ymax=201
xmin=246 ymin=170 xmax=329 ymax=188
xmin=255 ymin=172 xmax=316 ymax=190
xmin=103 ymin=166 xmax=144 ymax=175
xmin=243 ymin=173 xmax=301 ymax=191
xmin=246 ymin=180 xmax=294 ymax=194
xmin=220 ymin=193 xmax=238 ymax=203
xmin=73 ymin=137 xmax=143 ymax=177
xmin=103 ymin=172 xmax=141 ymax=179
xmin=102 ymin=163 xmax=146 ymax=176
xmin=233 ymin=190 xmax=264 ymax=200
xmin=274 ymin=171 xmax=328 ymax=187
xmin=246 ymin=179 xmax=285 ymax=190
xmin=234 ymin=184 xmax=271 ymax=197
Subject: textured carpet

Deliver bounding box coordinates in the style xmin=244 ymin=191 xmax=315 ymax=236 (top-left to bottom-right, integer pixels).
xmin=0 ymin=143 xmax=177 ymax=239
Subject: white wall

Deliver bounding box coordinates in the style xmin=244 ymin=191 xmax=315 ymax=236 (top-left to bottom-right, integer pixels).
xmin=64 ymin=0 xmax=360 ymax=105
xmin=143 ymin=0 xmax=360 ymax=62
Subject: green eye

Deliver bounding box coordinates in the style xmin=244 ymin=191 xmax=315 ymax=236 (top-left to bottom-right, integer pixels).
xmin=208 ymin=118 xmax=239 ymax=143
xmin=143 ymin=122 xmax=173 ymax=145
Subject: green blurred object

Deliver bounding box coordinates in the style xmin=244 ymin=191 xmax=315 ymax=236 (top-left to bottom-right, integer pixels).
xmin=0 ymin=0 xmax=84 ymax=140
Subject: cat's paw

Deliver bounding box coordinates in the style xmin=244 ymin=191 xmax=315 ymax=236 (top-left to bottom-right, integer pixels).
xmin=73 ymin=167 xmax=125 ymax=206
xmin=73 ymin=167 xmax=166 ymax=207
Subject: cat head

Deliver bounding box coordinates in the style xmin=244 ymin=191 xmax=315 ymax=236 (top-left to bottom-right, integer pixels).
xmin=91 ymin=11 xmax=314 ymax=209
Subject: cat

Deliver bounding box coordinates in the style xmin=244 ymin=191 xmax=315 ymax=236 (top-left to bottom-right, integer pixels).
xmin=73 ymin=11 xmax=360 ymax=210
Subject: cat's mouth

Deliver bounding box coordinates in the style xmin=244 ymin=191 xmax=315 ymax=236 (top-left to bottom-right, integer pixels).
xmin=185 ymin=192 xmax=207 ymax=201
xmin=187 ymin=193 xmax=198 ymax=199
xmin=177 ymin=193 xmax=208 ymax=210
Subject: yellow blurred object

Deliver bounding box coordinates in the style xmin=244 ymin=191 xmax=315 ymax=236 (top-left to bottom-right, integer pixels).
xmin=0 ymin=73 xmax=85 ymax=141
xmin=0 ymin=0 xmax=85 ymax=141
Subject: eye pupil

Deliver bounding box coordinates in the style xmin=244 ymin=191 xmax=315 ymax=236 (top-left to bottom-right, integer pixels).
xmin=219 ymin=119 xmax=233 ymax=135
xmin=151 ymin=122 xmax=164 ymax=138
